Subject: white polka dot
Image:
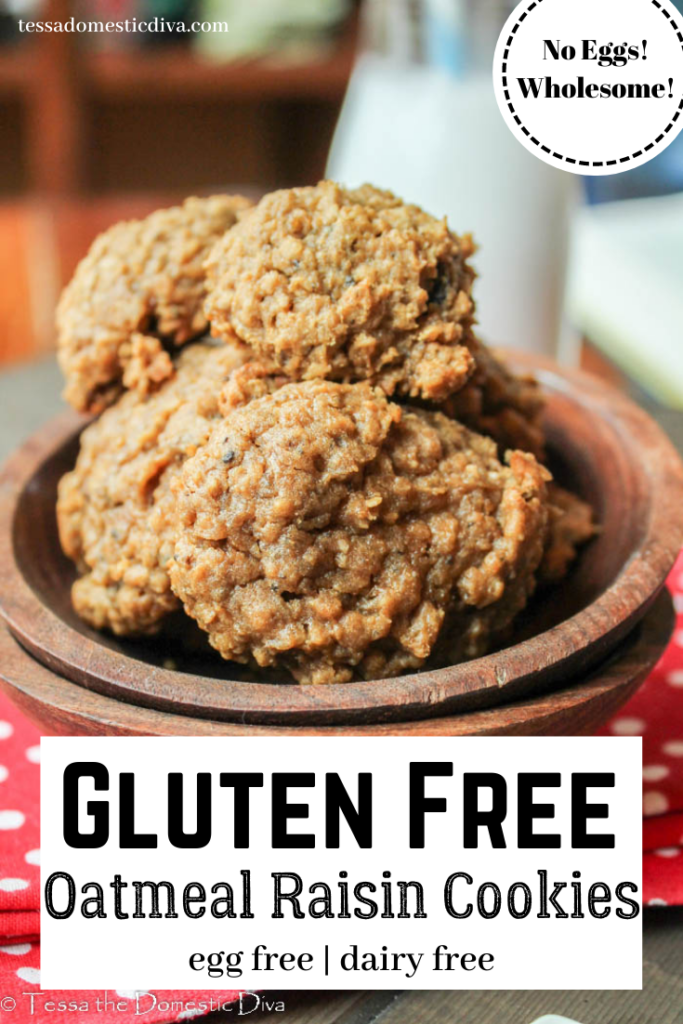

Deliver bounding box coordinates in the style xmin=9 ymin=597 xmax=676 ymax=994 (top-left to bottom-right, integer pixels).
xmin=644 ymin=791 xmax=669 ymax=816
xmin=654 ymin=847 xmax=681 ymax=858
xmin=0 ymin=879 xmax=29 ymax=892
xmin=674 ymin=593 xmax=683 ymax=614
xmin=674 ymin=630 xmax=683 ymax=648
xmin=666 ymin=671 xmax=683 ymax=688
xmin=0 ymin=944 xmax=31 ymax=956
xmin=116 ymin=991 xmax=149 ymax=1000
xmin=611 ymin=717 xmax=646 ymax=735
xmin=648 ymin=897 xmax=668 ymax=906
xmin=16 ymin=967 xmax=39 ymax=985
xmin=24 ymin=849 xmax=39 ymax=866
xmin=0 ymin=810 xmax=25 ymax=830
xmin=0 ymin=765 xmax=8 ymax=783
xmin=0 ymin=721 xmax=13 ymax=740
xmin=25 ymin=746 xmax=40 ymax=764
xmin=177 ymin=1010 xmax=204 ymax=1021
xmin=663 ymin=741 xmax=683 ymax=757
xmin=643 ymin=765 xmax=669 ymax=782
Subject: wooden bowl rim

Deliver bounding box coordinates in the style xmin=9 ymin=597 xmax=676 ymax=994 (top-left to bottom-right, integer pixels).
xmin=1 ymin=352 xmax=682 ymax=724
xmin=0 ymin=589 xmax=673 ymax=736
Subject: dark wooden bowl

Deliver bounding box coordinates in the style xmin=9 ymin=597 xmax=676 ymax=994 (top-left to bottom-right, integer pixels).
xmin=0 ymin=588 xmax=673 ymax=736
xmin=1 ymin=352 xmax=682 ymax=726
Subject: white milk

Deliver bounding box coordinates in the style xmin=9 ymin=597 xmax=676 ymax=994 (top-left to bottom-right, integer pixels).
xmin=328 ymin=53 xmax=578 ymax=357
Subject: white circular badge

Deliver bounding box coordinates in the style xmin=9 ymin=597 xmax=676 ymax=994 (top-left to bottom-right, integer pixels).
xmin=493 ymin=0 xmax=683 ymax=174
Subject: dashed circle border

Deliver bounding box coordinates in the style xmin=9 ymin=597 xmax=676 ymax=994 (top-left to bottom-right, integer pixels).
xmin=499 ymin=0 xmax=683 ymax=167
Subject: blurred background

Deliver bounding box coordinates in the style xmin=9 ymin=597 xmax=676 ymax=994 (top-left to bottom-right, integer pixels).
xmin=0 ymin=0 xmax=680 ymax=412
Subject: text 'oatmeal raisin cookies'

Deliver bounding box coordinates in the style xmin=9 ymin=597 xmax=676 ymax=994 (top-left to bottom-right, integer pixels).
xmin=57 ymin=341 xmax=249 ymax=636
xmin=57 ymin=194 xmax=252 ymax=414
xmin=169 ymin=379 xmax=551 ymax=685
xmin=204 ymin=181 xmax=477 ymax=403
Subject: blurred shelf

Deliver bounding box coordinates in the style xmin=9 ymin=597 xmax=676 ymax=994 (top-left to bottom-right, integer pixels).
xmin=0 ymin=20 xmax=356 ymax=104
xmin=86 ymin=51 xmax=352 ymax=102
xmin=0 ymin=3 xmax=358 ymax=195
xmin=85 ymin=36 xmax=356 ymax=102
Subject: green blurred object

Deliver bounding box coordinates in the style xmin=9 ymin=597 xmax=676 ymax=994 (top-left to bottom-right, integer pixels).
xmin=194 ymin=0 xmax=349 ymax=60
xmin=143 ymin=0 xmax=190 ymax=12
xmin=140 ymin=0 xmax=195 ymax=45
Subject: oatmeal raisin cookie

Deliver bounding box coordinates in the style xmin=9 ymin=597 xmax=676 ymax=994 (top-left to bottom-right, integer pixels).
xmin=57 ymin=341 xmax=249 ymax=635
xmin=169 ymin=379 xmax=551 ymax=684
xmin=57 ymin=194 xmax=251 ymax=413
xmin=204 ymin=182 xmax=477 ymax=403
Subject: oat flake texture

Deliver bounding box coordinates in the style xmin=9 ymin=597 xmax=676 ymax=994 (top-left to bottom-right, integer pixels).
xmin=57 ymin=342 xmax=249 ymax=636
xmin=204 ymin=181 xmax=477 ymax=403
xmin=169 ymin=378 xmax=551 ymax=684
xmin=57 ymin=194 xmax=251 ymax=413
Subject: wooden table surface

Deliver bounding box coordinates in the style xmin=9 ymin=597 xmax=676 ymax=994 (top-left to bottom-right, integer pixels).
xmin=2 ymin=360 xmax=683 ymax=1021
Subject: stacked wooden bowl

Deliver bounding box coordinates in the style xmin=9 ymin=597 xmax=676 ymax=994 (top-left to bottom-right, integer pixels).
xmin=1 ymin=354 xmax=682 ymax=737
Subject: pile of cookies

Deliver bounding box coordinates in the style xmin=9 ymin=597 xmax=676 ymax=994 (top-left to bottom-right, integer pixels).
xmin=56 ymin=182 xmax=594 ymax=685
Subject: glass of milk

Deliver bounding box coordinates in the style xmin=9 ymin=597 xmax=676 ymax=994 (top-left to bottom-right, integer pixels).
xmin=327 ymin=0 xmax=579 ymax=359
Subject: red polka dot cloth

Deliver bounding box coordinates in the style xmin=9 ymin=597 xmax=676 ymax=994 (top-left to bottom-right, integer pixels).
xmin=2 ymin=553 xmax=683 ymax=1014
xmin=0 ymin=700 xmax=240 ymax=1022
xmin=597 ymin=549 xmax=683 ymax=908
